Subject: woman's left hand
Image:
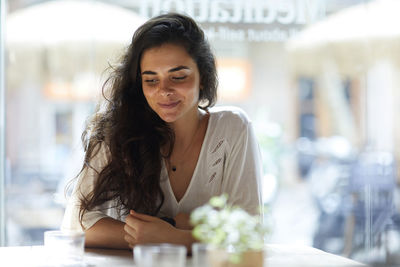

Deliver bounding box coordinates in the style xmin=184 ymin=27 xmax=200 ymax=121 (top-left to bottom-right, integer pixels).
xmin=124 ymin=210 xmax=176 ymax=248
xmin=174 ymin=213 xmax=193 ymax=230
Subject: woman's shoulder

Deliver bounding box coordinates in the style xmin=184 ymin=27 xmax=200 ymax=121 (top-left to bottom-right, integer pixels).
xmin=85 ymin=141 xmax=111 ymax=170
xmin=209 ymin=106 xmax=251 ymax=128
xmin=205 ymin=106 xmax=252 ymax=146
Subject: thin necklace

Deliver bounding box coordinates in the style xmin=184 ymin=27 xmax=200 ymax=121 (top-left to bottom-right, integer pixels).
xmin=169 ymin=119 xmax=201 ymax=172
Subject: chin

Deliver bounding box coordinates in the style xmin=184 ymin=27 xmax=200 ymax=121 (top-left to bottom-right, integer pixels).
xmin=161 ymin=118 xmax=176 ymax=123
xmin=158 ymin=113 xmax=178 ymax=123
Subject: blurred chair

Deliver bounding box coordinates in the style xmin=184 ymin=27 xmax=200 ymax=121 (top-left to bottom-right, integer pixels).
xmin=344 ymin=150 xmax=398 ymax=261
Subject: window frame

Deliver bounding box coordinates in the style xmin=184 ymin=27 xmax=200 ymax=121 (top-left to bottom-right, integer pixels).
xmin=0 ymin=0 xmax=6 ymax=246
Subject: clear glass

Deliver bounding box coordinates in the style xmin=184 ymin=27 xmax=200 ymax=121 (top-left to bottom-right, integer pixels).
xmin=44 ymin=230 xmax=85 ymax=266
xmin=4 ymin=0 xmax=128 ymax=246
xmin=192 ymin=243 xmax=209 ymax=267
xmin=134 ymin=243 xmax=186 ymax=267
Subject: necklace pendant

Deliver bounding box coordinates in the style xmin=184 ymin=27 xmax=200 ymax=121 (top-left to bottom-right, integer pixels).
xmin=172 ymin=166 xmax=177 ymax=172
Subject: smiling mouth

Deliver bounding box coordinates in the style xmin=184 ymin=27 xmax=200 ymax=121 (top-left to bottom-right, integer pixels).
xmin=158 ymin=101 xmax=180 ymax=109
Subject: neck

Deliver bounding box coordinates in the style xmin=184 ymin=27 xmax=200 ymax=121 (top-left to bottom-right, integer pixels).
xmin=170 ymin=108 xmax=202 ymax=148
xmin=165 ymin=108 xmax=209 ymax=172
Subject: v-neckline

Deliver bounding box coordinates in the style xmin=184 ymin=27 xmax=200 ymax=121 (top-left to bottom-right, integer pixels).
xmin=164 ymin=112 xmax=213 ymax=205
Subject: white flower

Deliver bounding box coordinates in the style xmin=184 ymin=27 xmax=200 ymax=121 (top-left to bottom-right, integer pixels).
xmin=190 ymin=194 xmax=269 ymax=261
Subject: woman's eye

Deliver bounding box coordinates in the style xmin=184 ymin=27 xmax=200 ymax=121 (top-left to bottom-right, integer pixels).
xmin=172 ymin=76 xmax=187 ymax=81
xmin=144 ymin=79 xmax=158 ymax=84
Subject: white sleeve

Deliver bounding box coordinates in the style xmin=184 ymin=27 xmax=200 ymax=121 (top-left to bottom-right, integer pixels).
xmin=61 ymin=144 xmax=112 ymax=231
xmin=221 ymin=121 xmax=263 ymax=216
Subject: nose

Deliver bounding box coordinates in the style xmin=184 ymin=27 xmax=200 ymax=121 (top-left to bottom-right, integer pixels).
xmin=159 ymin=79 xmax=174 ymax=97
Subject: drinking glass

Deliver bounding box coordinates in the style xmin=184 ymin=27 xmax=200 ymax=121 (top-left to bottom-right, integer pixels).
xmin=192 ymin=243 xmax=209 ymax=267
xmin=133 ymin=243 xmax=186 ymax=267
xmin=44 ymin=230 xmax=85 ymax=266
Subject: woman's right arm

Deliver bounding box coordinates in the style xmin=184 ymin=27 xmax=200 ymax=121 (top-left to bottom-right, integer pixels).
xmin=62 ymin=143 xmax=127 ymax=248
xmin=85 ymin=212 xmax=195 ymax=250
xmin=84 ymin=217 xmax=130 ymax=249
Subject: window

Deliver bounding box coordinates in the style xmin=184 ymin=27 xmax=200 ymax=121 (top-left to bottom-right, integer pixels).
xmin=0 ymin=0 xmax=6 ymax=247
xmin=2 ymin=1 xmax=399 ymax=265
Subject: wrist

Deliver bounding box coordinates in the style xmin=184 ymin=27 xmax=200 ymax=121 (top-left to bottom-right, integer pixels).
xmin=173 ymin=213 xmax=193 ymax=230
xmin=175 ymin=229 xmax=196 ymax=253
xmin=160 ymin=216 xmax=176 ymax=227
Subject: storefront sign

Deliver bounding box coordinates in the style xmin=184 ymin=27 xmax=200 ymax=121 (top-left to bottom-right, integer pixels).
xmin=203 ymin=26 xmax=300 ymax=42
xmin=139 ymin=0 xmax=326 ymax=25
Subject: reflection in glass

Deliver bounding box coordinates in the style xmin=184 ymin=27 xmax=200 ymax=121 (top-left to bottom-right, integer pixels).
xmin=2 ymin=1 xmax=400 ymax=266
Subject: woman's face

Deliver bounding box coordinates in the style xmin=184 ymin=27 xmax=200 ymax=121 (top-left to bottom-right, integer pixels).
xmin=140 ymin=43 xmax=201 ymax=124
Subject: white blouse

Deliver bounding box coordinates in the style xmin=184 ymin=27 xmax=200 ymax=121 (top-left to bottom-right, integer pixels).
xmin=62 ymin=106 xmax=263 ymax=231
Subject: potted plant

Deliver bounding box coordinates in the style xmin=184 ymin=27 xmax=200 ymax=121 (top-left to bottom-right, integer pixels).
xmin=190 ymin=194 xmax=269 ymax=267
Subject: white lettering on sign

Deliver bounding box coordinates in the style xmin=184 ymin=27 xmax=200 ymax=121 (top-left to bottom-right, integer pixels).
xmin=203 ymin=26 xmax=300 ymax=42
xmin=139 ymin=0 xmax=326 ymax=25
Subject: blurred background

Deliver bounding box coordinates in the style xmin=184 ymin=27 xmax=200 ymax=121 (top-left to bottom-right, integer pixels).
xmin=1 ymin=0 xmax=400 ymax=266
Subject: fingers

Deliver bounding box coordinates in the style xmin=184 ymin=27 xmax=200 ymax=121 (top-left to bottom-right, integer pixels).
xmin=130 ymin=210 xmax=156 ymax=222
xmin=125 ymin=214 xmax=139 ymax=227
xmin=124 ymin=220 xmax=148 ymax=244
xmin=124 ymin=233 xmax=135 ymax=248
xmin=125 ymin=214 xmax=149 ymax=244
xmin=124 ymin=222 xmax=136 ymax=237
xmin=124 ymin=223 xmax=137 ymax=248
xmin=124 ymin=211 xmax=172 ymax=244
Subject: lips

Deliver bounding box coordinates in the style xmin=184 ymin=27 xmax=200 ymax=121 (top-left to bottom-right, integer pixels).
xmin=158 ymin=101 xmax=180 ymax=109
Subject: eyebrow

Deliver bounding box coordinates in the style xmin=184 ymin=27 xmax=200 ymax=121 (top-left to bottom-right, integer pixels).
xmin=141 ymin=65 xmax=190 ymax=75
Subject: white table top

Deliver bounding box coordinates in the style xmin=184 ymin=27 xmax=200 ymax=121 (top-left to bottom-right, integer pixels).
xmin=0 ymin=244 xmax=367 ymax=266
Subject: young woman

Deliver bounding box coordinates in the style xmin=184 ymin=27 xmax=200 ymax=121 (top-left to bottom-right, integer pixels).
xmin=62 ymin=13 xmax=263 ymax=250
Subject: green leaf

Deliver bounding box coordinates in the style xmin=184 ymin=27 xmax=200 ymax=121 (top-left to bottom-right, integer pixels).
xmin=192 ymin=227 xmax=205 ymax=242
xmin=209 ymin=194 xmax=227 ymax=208
xmin=229 ymin=253 xmax=242 ymax=264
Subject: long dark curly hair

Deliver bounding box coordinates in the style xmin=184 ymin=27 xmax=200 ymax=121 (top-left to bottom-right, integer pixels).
xmin=77 ymin=13 xmax=218 ymax=226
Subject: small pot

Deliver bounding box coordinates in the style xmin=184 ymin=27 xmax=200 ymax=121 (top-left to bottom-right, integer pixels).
xmin=208 ymin=249 xmax=264 ymax=267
